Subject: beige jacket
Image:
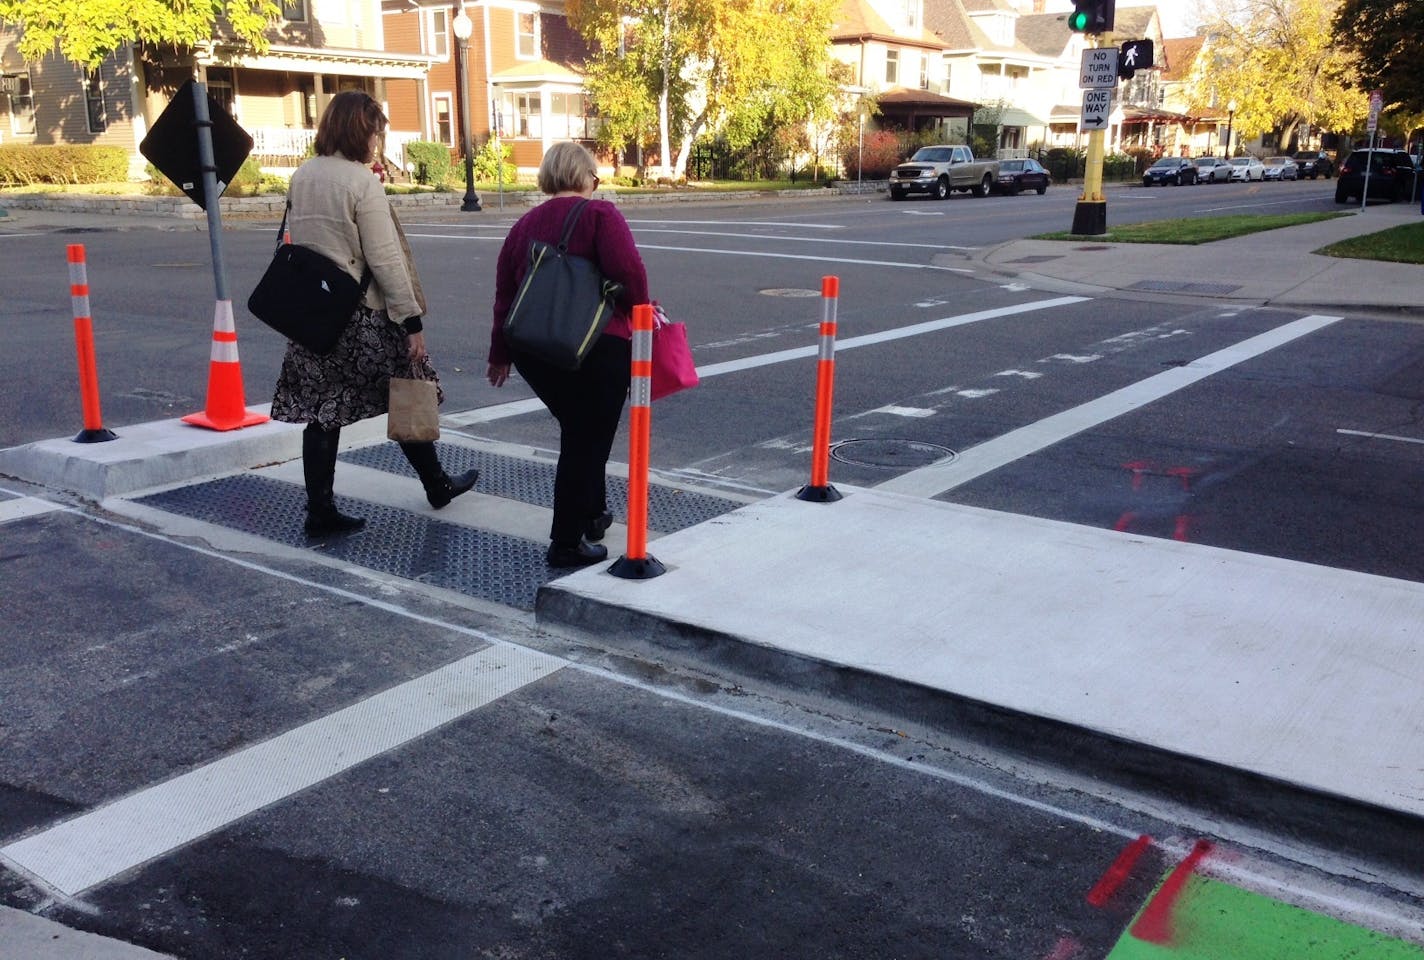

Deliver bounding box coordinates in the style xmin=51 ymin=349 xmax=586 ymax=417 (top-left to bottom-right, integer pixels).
xmin=287 ymin=154 xmax=424 ymax=324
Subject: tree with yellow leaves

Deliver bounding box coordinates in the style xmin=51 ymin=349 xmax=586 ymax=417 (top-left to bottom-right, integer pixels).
xmin=1186 ymin=0 xmax=1363 ymax=152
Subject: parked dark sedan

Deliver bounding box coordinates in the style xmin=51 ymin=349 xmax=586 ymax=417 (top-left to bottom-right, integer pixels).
xmin=1334 ymin=148 xmax=1420 ymax=204
xmin=1142 ymin=157 xmax=1198 ymax=186
xmin=1293 ymin=150 xmax=1335 ymax=179
xmin=992 ymin=158 xmax=1051 ymax=195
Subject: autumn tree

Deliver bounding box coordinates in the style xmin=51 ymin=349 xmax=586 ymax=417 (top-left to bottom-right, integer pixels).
xmin=567 ymin=0 xmax=843 ymax=180
xmin=1188 ymin=0 xmax=1362 ymax=151
xmin=0 ymin=0 xmax=278 ymax=67
xmin=1331 ymin=0 xmax=1424 ymax=112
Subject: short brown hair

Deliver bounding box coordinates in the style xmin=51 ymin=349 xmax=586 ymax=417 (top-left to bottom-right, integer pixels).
xmin=314 ymin=91 xmax=387 ymax=163
xmin=537 ymin=141 xmax=598 ymax=194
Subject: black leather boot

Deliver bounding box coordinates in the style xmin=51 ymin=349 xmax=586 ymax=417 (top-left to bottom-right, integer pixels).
xmin=399 ymin=441 xmax=479 ymax=509
xmin=303 ymin=424 xmax=365 ymax=536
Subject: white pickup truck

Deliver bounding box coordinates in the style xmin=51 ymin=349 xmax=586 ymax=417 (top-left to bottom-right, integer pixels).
xmin=887 ymin=145 xmax=999 ymax=200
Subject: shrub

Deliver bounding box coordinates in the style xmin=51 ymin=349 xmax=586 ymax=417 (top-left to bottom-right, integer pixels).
xmin=0 ymin=145 xmax=129 ymax=185
xmin=839 ymin=129 xmax=903 ymax=179
xmin=405 ymin=141 xmax=453 ymax=186
xmin=473 ymin=137 xmax=517 ymax=184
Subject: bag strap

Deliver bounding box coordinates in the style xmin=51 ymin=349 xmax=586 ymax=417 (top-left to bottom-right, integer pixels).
xmin=555 ymin=198 xmax=591 ymax=253
xmin=274 ymin=199 xmax=290 ymax=253
xmin=278 ymin=198 xmax=372 ymax=294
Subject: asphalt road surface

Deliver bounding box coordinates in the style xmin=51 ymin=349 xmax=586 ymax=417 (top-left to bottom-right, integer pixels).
xmin=2 ymin=179 xmax=1422 ymax=958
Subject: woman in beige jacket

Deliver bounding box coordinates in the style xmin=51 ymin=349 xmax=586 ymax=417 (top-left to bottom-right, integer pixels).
xmin=271 ymin=91 xmax=477 ymax=536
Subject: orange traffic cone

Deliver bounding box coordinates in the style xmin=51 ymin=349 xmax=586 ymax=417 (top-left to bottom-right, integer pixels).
xmin=182 ymin=300 xmax=270 ymax=431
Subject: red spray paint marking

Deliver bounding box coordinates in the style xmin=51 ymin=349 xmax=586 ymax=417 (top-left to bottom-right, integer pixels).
xmin=1041 ymin=934 xmax=1083 ymax=960
xmin=1086 ymin=834 xmax=1154 ymax=908
xmin=1130 ymin=839 xmax=1213 ymax=946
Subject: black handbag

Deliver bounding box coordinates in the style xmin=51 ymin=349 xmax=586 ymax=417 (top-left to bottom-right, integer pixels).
xmin=247 ymin=201 xmax=371 ymax=355
xmin=503 ymin=199 xmax=623 ymax=371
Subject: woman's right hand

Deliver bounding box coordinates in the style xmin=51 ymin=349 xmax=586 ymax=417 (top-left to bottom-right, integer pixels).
xmin=487 ymin=362 xmax=511 ymax=387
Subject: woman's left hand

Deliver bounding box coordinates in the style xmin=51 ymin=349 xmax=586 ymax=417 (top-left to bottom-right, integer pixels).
xmin=406 ymin=330 xmax=428 ymax=364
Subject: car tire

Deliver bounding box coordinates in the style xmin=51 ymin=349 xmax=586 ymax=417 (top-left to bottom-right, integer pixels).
xmin=1334 ymin=187 xmax=1350 ymax=204
xmin=1036 ymin=183 xmax=1047 ymax=195
xmin=934 ymin=177 xmax=949 ymax=201
xmin=971 ymin=175 xmax=990 ymax=198
xmin=889 ymin=189 xmax=906 ymax=201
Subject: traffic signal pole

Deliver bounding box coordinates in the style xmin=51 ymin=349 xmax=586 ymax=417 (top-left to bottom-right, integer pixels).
xmin=1072 ymin=34 xmax=1109 ymax=236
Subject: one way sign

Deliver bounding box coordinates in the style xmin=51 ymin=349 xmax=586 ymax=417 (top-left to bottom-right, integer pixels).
xmin=1080 ymin=88 xmax=1112 ymax=130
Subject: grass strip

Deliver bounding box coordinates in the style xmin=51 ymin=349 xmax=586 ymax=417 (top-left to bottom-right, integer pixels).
xmin=1316 ymin=220 xmax=1424 ymax=264
xmin=1033 ymin=212 xmax=1349 ymax=244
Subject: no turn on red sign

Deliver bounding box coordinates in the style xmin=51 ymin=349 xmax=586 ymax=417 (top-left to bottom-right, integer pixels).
xmin=1367 ymin=89 xmax=1383 ymax=134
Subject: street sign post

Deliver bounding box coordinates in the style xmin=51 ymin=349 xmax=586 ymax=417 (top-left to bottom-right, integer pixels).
xmin=1079 ymin=48 xmax=1119 ymax=89
xmin=1080 ymin=89 xmax=1112 ymax=131
xmin=1366 ymin=88 xmax=1382 ymax=136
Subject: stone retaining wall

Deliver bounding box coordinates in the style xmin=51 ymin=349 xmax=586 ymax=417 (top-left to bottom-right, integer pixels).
xmin=0 ymin=182 xmax=880 ymax=220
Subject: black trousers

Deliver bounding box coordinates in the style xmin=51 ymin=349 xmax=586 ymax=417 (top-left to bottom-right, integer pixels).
xmin=513 ymin=334 xmax=631 ymax=546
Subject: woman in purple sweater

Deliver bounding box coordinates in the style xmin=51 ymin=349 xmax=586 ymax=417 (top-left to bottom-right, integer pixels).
xmin=488 ymin=142 xmax=650 ymax=567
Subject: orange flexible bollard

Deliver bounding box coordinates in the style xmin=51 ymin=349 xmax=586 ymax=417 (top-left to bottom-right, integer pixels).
xmin=796 ymin=275 xmax=843 ymax=502
xmin=66 ymin=244 xmax=117 ymax=443
xmin=609 ymin=304 xmax=666 ymax=580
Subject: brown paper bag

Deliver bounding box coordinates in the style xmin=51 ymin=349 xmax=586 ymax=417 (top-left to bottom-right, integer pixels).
xmin=387 ymin=375 xmax=440 ymax=442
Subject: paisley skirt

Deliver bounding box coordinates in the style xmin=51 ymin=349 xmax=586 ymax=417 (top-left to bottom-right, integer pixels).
xmin=271 ymin=305 xmax=443 ymax=430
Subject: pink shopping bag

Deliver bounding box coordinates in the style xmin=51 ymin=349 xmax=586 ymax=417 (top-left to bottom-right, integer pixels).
xmin=650 ymin=307 xmax=699 ymax=401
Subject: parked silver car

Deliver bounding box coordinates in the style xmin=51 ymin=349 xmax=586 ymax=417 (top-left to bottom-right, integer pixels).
xmin=1261 ymin=156 xmax=1299 ymax=180
xmin=1228 ymin=156 xmax=1266 ymax=181
xmin=1193 ymin=156 xmax=1231 ymax=183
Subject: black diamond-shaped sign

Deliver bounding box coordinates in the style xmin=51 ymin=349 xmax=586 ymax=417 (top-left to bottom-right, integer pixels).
xmin=139 ymin=79 xmax=253 ymax=211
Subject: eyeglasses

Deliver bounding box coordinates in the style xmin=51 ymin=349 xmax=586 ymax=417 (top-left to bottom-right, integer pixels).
xmin=591 ymin=175 xmax=601 ymax=189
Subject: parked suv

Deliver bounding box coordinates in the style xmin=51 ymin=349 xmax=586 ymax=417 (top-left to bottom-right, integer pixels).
xmin=1334 ymin=148 xmax=1420 ymax=204
xmin=1292 ymin=150 xmax=1334 ymax=179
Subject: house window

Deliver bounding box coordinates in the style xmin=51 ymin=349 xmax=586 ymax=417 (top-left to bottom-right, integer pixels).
xmin=885 ymin=50 xmax=898 ymax=86
xmin=919 ymin=55 xmax=929 ymax=90
xmin=281 ymin=0 xmax=306 ymax=22
xmin=433 ymin=94 xmax=453 ymax=145
xmin=429 ymin=9 xmax=449 ymax=59
xmin=548 ymin=92 xmax=596 ymax=139
xmin=84 ymin=69 xmax=107 ymax=133
xmin=7 ymin=74 xmax=35 ymax=136
xmin=902 ymin=0 xmax=920 ymax=30
xmin=516 ymin=12 xmax=538 ymax=59
xmin=513 ymin=92 xmax=540 ymax=137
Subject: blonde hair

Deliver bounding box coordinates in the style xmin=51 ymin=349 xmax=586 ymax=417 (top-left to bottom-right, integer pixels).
xmin=537 ymin=142 xmax=598 ymax=194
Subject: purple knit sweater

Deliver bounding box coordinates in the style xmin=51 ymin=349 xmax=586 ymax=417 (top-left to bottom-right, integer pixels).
xmin=489 ymin=196 xmax=650 ymax=365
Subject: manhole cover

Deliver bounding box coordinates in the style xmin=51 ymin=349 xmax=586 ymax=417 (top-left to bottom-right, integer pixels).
xmin=830 ymin=438 xmax=956 ymax=469
xmin=759 ymin=288 xmax=821 ymax=298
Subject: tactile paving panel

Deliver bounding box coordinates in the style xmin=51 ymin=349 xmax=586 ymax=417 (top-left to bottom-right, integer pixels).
xmin=341 ymin=443 xmax=744 ymax=533
xmin=134 ymin=474 xmax=556 ymax=610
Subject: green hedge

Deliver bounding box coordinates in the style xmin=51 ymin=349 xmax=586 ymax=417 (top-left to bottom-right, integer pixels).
xmin=0 ymin=145 xmax=130 ymax=185
xmin=405 ymin=141 xmax=453 ymax=186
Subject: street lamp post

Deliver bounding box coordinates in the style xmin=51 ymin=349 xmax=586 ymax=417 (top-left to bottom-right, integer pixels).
xmin=452 ymin=9 xmax=481 ymax=212
xmin=1224 ymin=99 xmax=1237 ymax=159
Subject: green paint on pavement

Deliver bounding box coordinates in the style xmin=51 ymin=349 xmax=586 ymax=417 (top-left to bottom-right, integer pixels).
xmin=1105 ymin=874 xmax=1424 ymax=960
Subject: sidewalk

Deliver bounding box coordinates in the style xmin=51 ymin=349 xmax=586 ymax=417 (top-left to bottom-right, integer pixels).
xmin=973 ymin=199 xmax=1424 ymax=318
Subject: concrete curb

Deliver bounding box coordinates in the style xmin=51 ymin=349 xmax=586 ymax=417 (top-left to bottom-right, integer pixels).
xmin=0 ymin=411 xmax=389 ymax=502
xmin=535 ymin=560 xmax=1423 ymax=878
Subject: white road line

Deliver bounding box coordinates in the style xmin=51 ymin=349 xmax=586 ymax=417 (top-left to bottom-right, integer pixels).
xmin=1337 ymin=428 xmax=1424 ymax=446
xmin=877 ymin=313 xmax=1343 ymax=497
xmin=0 ymin=497 xmax=65 ymax=523
xmin=443 ymin=296 xmax=1088 ymax=427
xmin=1201 ymin=197 xmax=1326 ymax=212
xmin=628 ymin=242 xmax=971 ymax=270
xmin=1 ymin=644 xmax=562 ymax=897
xmin=629 ymin=228 xmax=974 ymax=251
xmin=623 ymin=219 xmax=843 ymax=229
